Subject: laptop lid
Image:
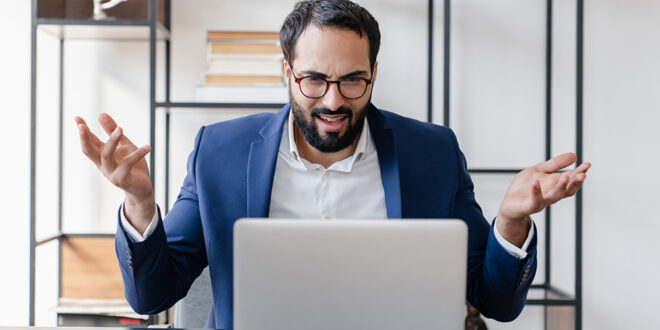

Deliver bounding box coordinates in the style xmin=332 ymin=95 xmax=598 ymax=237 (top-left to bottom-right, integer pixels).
xmin=233 ymin=219 xmax=468 ymax=330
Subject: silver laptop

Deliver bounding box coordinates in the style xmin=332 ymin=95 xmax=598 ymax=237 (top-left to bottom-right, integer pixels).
xmin=233 ymin=219 xmax=468 ymax=330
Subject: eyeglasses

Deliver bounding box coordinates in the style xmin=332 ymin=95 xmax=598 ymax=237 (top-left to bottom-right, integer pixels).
xmin=290 ymin=69 xmax=373 ymax=100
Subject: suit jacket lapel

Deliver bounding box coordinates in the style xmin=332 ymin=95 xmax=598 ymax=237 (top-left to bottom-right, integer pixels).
xmin=246 ymin=105 xmax=290 ymax=217
xmin=367 ymin=105 xmax=402 ymax=218
xmin=246 ymin=104 xmax=402 ymax=219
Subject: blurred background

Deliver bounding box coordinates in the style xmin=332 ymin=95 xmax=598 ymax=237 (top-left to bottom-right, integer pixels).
xmin=0 ymin=0 xmax=658 ymax=329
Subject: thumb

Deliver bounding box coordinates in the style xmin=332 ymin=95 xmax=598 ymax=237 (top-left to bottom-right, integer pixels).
xmin=528 ymin=179 xmax=544 ymax=211
xmin=535 ymin=152 xmax=577 ymax=173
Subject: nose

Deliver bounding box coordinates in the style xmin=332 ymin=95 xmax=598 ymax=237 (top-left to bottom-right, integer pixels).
xmin=321 ymin=82 xmax=345 ymax=111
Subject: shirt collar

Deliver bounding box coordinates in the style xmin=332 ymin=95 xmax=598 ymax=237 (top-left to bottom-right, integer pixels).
xmin=286 ymin=111 xmax=371 ymax=172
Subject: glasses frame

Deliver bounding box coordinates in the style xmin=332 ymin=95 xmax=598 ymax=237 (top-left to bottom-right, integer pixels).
xmin=290 ymin=68 xmax=373 ymax=100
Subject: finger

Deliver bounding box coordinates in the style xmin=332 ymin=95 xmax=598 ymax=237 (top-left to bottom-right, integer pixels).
xmin=75 ymin=118 xmax=103 ymax=165
xmin=535 ymin=152 xmax=577 ymax=173
xmin=565 ymin=173 xmax=587 ymax=196
xmin=110 ymin=145 xmax=151 ymax=187
xmin=98 ymin=113 xmax=140 ymax=150
xmin=526 ymin=179 xmax=544 ymax=212
xmin=562 ymin=162 xmax=590 ymax=193
xmin=537 ymin=172 xmax=559 ymax=194
xmin=100 ymin=126 xmax=123 ymax=172
xmin=574 ymin=162 xmax=591 ymax=174
xmin=98 ymin=113 xmax=119 ymax=136
xmin=74 ymin=115 xmax=85 ymax=127
xmin=544 ymin=173 xmax=570 ymax=203
xmin=75 ymin=116 xmax=104 ymax=149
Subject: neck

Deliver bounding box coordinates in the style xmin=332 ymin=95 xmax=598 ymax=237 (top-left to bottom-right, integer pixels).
xmin=293 ymin=122 xmax=361 ymax=168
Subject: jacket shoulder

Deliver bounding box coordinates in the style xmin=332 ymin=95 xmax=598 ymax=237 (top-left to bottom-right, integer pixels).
xmin=377 ymin=108 xmax=456 ymax=145
xmin=202 ymin=112 xmax=275 ymax=143
xmin=192 ymin=111 xmax=279 ymax=165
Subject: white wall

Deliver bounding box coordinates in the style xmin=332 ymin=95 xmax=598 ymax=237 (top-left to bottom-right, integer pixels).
xmin=448 ymin=0 xmax=660 ymax=329
xmin=2 ymin=0 xmax=659 ymax=328
xmin=582 ymin=0 xmax=660 ymax=329
xmin=448 ymin=1 xmax=549 ymax=328
xmin=0 ymin=0 xmax=31 ymax=326
xmin=166 ymin=0 xmax=429 ymax=212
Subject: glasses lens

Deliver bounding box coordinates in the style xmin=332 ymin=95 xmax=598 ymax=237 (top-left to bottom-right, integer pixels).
xmin=339 ymin=78 xmax=368 ymax=99
xmin=300 ymin=77 xmax=327 ymax=98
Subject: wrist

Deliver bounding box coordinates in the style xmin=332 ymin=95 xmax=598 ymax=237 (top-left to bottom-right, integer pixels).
xmin=124 ymin=194 xmax=156 ymax=234
xmin=496 ymin=213 xmax=531 ymax=248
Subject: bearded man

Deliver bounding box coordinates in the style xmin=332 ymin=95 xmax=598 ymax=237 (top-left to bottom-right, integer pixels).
xmin=75 ymin=0 xmax=590 ymax=328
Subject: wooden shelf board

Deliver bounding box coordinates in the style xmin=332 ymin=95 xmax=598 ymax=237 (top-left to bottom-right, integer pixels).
xmin=37 ymin=20 xmax=169 ymax=40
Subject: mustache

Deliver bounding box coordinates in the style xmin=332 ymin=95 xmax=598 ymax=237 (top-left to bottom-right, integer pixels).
xmin=310 ymin=107 xmax=353 ymax=118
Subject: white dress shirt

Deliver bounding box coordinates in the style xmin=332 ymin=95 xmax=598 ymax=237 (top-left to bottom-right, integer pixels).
xmin=268 ymin=112 xmax=387 ymax=220
xmin=121 ymin=112 xmax=534 ymax=258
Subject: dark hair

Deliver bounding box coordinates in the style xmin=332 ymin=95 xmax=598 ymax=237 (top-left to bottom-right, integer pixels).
xmin=280 ymin=0 xmax=381 ymax=71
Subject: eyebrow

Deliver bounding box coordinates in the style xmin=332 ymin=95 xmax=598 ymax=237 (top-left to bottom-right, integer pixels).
xmin=299 ymin=70 xmax=369 ymax=79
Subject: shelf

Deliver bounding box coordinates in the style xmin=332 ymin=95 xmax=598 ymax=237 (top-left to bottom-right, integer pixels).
xmin=35 ymin=232 xmax=64 ymax=247
xmin=37 ymin=19 xmax=169 ymax=40
xmin=53 ymin=298 xmax=148 ymax=320
xmin=156 ymin=102 xmax=287 ymax=109
xmin=62 ymin=233 xmax=115 ymax=238
xmin=35 ymin=232 xmax=115 ymax=246
xmin=526 ymin=285 xmax=576 ymax=306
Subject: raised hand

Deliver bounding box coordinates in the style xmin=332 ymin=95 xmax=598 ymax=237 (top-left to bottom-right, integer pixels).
xmin=496 ymin=153 xmax=591 ymax=246
xmin=74 ymin=113 xmax=155 ymax=233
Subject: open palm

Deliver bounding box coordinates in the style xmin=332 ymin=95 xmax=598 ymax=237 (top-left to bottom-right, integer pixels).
xmin=74 ymin=113 xmax=153 ymax=204
xmin=499 ymin=152 xmax=591 ymax=221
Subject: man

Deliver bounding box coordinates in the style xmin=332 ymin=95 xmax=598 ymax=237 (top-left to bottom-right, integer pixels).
xmin=74 ymin=0 xmax=590 ymax=328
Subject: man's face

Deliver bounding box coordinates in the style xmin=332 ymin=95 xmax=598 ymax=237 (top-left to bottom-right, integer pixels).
xmin=285 ymin=25 xmax=377 ymax=153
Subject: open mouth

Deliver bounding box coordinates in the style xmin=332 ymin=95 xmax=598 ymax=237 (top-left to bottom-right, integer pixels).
xmin=315 ymin=114 xmax=348 ymax=133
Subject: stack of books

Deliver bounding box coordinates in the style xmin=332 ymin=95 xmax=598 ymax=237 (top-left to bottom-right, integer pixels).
xmin=196 ymin=31 xmax=289 ymax=104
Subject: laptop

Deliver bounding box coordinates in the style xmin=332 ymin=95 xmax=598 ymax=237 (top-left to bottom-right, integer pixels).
xmin=233 ymin=218 xmax=468 ymax=330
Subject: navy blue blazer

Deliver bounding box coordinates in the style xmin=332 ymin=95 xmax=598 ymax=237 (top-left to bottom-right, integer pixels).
xmin=115 ymin=104 xmax=537 ymax=328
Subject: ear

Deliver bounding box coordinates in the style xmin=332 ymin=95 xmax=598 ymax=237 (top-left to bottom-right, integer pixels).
xmin=283 ymin=60 xmax=291 ymax=87
xmin=371 ymin=61 xmax=379 ymax=85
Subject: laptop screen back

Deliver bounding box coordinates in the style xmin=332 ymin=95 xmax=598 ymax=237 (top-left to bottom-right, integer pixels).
xmin=233 ymin=219 xmax=468 ymax=330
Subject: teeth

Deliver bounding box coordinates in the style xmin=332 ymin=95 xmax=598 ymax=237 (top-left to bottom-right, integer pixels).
xmin=319 ymin=115 xmax=345 ymax=122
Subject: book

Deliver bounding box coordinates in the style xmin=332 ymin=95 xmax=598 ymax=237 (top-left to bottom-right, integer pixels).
xmin=195 ymin=85 xmax=289 ymax=103
xmin=206 ymin=57 xmax=284 ymax=76
xmin=204 ymin=74 xmax=284 ymax=86
xmin=203 ymin=31 xmax=285 ymax=88
xmin=208 ymin=31 xmax=279 ymax=41
xmin=209 ymin=42 xmax=282 ymax=56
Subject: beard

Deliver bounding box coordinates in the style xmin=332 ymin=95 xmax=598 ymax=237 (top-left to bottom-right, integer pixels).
xmin=290 ymin=92 xmax=368 ymax=153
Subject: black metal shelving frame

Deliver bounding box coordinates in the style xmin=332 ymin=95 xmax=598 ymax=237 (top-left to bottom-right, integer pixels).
xmin=436 ymin=0 xmax=584 ymax=329
xmin=29 ymin=0 xmax=583 ymax=328
xmin=28 ymin=0 xmax=287 ymax=325
xmin=27 ymin=0 xmax=174 ymax=326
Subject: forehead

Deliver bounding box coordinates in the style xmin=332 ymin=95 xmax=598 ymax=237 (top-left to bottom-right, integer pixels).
xmin=292 ymin=25 xmax=371 ymax=75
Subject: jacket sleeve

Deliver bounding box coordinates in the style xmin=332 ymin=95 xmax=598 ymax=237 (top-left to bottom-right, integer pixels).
xmin=115 ymin=126 xmax=208 ymax=315
xmin=447 ymin=129 xmax=538 ymax=322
